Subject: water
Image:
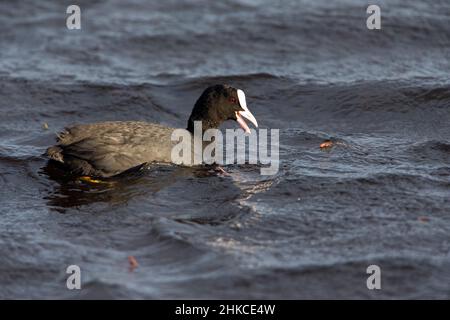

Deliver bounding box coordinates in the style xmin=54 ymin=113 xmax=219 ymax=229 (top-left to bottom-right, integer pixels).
xmin=0 ymin=0 xmax=449 ymax=299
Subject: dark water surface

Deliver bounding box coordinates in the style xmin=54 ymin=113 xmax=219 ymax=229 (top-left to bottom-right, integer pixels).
xmin=0 ymin=0 xmax=449 ymax=298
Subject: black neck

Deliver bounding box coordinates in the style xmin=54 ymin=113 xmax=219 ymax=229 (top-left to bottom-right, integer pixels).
xmin=186 ymin=101 xmax=220 ymax=134
xmin=187 ymin=118 xmax=220 ymax=135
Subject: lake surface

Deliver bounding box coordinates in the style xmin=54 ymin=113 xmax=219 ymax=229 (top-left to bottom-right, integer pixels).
xmin=0 ymin=0 xmax=449 ymax=298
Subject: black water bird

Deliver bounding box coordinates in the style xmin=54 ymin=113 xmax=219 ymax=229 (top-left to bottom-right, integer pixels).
xmin=46 ymin=84 xmax=258 ymax=177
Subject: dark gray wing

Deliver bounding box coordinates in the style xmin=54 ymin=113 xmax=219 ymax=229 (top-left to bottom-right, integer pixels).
xmin=60 ymin=122 xmax=176 ymax=176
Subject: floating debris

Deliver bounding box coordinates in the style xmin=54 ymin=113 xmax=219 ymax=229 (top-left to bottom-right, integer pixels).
xmin=128 ymin=255 xmax=139 ymax=271
xmin=320 ymin=140 xmax=333 ymax=149
xmin=42 ymin=122 xmax=49 ymax=130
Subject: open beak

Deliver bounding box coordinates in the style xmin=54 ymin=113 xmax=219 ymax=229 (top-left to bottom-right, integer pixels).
xmin=235 ymin=89 xmax=258 ymax=134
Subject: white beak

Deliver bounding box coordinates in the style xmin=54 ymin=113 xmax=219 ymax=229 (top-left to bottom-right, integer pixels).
xmin=235 ymin=89 xmax=258 ymax=134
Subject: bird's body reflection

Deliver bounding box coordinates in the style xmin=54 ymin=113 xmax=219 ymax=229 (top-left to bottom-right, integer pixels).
xmin=41 ymin=160 xmax=222 ymax=212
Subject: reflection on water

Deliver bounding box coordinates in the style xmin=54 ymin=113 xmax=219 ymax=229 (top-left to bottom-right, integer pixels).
xmin=40 ymin=161 xmax=229 ymax=211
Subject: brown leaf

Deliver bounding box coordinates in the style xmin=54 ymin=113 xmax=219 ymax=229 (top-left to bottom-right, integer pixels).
xmin=320 ymin=140 xmax=333 ymax=149
xmin=128 ymin=255 xmax=139 ymax=271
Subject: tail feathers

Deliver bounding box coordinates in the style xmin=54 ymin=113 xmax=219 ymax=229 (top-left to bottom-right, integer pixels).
xmin=46 ymin=146 xmax=64 ymax=163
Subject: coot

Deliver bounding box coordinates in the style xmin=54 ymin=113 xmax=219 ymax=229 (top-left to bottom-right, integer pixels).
xmin=46 ymin=84 xmax=258 ymax=177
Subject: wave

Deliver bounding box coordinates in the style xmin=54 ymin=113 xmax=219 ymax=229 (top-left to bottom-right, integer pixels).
xmin=406 ymin=140 xmax=450 ymax=163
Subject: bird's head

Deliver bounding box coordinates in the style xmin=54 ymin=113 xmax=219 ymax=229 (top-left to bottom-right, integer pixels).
xmin=187 ymin=84 xmax=258 ymax=134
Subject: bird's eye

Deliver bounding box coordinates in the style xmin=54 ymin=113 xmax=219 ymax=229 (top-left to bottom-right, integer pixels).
xmin=229 ymin=97 xmax=237 ymax=104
